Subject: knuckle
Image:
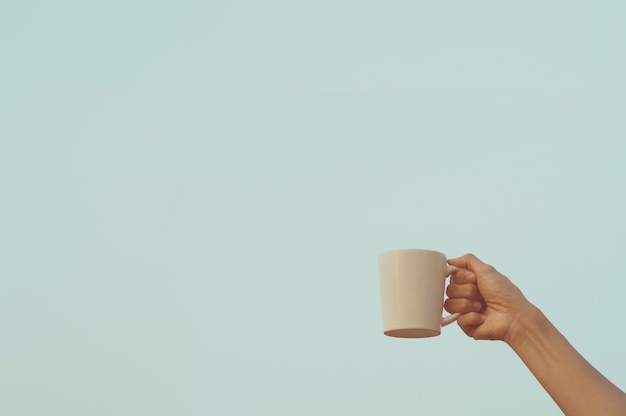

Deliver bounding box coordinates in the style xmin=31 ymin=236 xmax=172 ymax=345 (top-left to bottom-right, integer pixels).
xmin=445 ymin=285 xmax=456 ymax=297
xmin=466 ymin=253 xmax=480 ymax=264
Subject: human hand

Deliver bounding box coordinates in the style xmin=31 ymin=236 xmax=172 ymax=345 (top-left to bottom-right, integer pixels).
xmin=444 ymin=254 xmax=538 ymax=345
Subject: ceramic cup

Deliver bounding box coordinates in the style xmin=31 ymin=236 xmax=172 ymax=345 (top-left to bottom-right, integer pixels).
xmin=379 ymin=249 xmax=460 ymax=338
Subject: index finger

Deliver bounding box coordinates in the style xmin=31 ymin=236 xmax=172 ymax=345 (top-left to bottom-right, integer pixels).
xmin=448 ymin=253 xmax=495 ymax=273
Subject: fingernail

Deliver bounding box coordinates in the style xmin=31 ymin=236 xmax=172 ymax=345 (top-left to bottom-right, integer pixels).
xmin=474 ymin=302 xmax=483 ymax=311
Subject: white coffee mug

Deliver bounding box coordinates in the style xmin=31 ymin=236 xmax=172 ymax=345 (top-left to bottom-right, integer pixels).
xmin=379 ymin=249 xmax=460 ymax=338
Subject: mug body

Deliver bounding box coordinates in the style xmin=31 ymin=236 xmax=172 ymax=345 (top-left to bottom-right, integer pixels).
xmin=379 ymin=249 xmax=448 ymax=338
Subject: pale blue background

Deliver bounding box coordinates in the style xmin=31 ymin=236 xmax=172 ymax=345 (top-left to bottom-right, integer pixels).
xmin=2 ymin=1 xmax=625 ymax=415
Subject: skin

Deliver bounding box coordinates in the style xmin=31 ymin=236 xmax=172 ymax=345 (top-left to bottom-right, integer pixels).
xmin=445 ymin=253 xmax=626 ymax=416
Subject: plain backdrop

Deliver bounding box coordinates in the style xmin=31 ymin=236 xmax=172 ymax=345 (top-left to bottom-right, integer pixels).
xmin=1 ymin=1 xmax=625 ymax=415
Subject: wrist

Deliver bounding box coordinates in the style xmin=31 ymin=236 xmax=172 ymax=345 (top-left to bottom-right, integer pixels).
xmin=504 ymin=302 xmax=548 ymax=351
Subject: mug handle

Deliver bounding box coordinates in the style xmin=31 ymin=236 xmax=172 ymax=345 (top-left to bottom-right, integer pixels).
xmin=441 ymin=265 xmax=461 ymax=326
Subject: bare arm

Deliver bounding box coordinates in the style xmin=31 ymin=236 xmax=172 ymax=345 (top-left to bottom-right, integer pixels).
xmin=445 ymin=254 xmax=626 ymax=416
xmin=509 ymin=306 xmax=626 ymax=416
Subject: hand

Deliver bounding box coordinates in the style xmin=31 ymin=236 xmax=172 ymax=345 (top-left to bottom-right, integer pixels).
xmin=445 ymin=254 xmax=626 ymax=415
xmin=445 ymin=254 xmax=537 ymax=345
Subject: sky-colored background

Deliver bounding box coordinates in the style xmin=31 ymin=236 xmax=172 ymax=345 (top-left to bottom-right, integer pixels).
xmin=2 ymin=1 xmax=625 ymax=415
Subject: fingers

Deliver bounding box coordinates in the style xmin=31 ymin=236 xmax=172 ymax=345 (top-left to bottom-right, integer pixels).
xmin=448 ymin=253 xmax=495 ymax=273
xmin=457 ymin=312 xmax=486 ymax=327
xmin=457 ymin=312 xmax=487 ymax=338
xmin=446 ymin=277 xmax=483 ymax=314
xmin=450 ymin=269 xmax=476 ymax=284
xmin=446 ymin=282 xmax=482 ymax=300
xmin=444 ymin=298 xmax=483 ymax=314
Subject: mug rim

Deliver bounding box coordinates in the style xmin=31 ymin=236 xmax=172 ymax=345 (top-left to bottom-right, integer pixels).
xmin=379 ymin=248 xmax=446 ymax=257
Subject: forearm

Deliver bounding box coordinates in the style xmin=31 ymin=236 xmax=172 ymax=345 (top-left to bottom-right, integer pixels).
xmin=507 ymin=306 xmax=626 ymax=416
